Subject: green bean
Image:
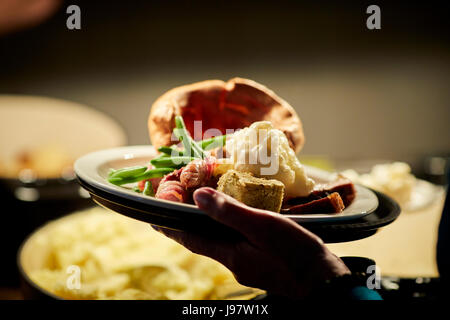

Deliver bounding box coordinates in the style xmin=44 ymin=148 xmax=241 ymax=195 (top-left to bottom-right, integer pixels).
xmin=109 ymin=116 xmax=206 ymax=188
xmin=132 ymin=186 xmax=142 ymax=193
xmin=158 ymin=146 xmax=184 ymax=157
xmin=191 ymin=140 xmax=205 ymax=159
xmin=150 ymin=153 xmax=170 ymax=165
xmin=174 ymin=115 xmax=187 ymax=131
xmin=200 ymin=135 xmax=227 ymax=150
xmin=173 ymin=128 xmax=192 ymax=157
xmin=174 ymin=116 xmax=204 ymax=159
xmin=173 ymin=127 xmax=199 ymax=158
xmin=143 ymin=180 xmax=154 ymax=196
xmin=109 ymin=165 xmax=148 ymax=179
xmin=151 ymin=156 xmax=195 ymax=168
xmin=108 ymin=167 xmax=174 ymax=186
xmin=108 ymin=168 xmax=117 ymax=177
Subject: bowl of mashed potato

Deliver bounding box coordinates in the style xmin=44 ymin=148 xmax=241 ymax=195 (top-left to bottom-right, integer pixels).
xmin=17 ymin=206 xmax=263 ymax=300
xmin=0 ymin=95 xmax=127 ymax=286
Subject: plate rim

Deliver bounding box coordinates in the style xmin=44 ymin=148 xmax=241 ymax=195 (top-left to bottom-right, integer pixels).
xmin=76 ymin=175 xmax=401 ymax=244
xmin=74 ymin=145 xmax=379 ymax=223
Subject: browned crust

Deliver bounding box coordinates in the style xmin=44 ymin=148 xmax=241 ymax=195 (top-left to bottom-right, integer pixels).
xmin=148 ymin=78 xmax=305 ymax=153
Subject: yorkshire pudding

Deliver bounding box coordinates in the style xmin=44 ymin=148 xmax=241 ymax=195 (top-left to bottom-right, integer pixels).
xmin=148 ymin=78 xmax=305 ymax=153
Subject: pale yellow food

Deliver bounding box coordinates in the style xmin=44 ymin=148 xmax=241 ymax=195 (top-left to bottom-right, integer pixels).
xmin=341 ymin=162 xmax=416 ymax=205
xmin=29 ymin=207 xmax=261 ymax=300
xmin=0 ymin=144 xmax=73 ymax=179
xmin=217 ymin=170 xmax=285 ymax=212
xmin=225 ymin=121 xmax=314 ymax=198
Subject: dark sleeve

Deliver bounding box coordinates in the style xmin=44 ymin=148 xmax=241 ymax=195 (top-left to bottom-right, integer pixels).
xmin=308 ymin=277 xmax=382 ymax=300
xmin=345 ymin=285 xmax=382 ymax=300
xmin=308 ymin=257 xmax=383 ymax=300
xmin=437 ymin=169 xmax=450 ymax=283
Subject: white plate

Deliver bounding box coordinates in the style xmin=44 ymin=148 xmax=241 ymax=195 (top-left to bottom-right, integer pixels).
xmin=75 ymin=146 xmax=379 ymax=223
xmin=0 ymin=95 xmax=127 ymax=163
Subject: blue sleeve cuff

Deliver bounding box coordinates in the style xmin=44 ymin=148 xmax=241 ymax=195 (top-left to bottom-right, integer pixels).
xmin=348 ymin=286 xmax=383 ymax=300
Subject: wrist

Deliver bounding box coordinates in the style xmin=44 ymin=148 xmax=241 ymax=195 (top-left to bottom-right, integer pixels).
xmin=309 ymin=256 xmax=381 ymax=300
xmin=288 ymin=249 xmax=350 ymax=299
xmin=315 ymin=250 xmax=351 ymax=283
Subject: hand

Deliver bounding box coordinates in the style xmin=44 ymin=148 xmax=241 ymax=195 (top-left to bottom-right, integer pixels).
xmin=153 ymin=187 xmax=350 ymax=299
xmin=0 ymin=0 xmax=61 ymax=36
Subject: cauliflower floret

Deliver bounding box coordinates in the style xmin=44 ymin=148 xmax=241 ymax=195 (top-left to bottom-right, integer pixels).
xmin=226 ymin=121 xmax=314 ymax=198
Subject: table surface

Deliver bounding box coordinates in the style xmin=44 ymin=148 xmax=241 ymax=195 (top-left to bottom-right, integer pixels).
xmin=327 ymin=192 xmax=445 ymax=278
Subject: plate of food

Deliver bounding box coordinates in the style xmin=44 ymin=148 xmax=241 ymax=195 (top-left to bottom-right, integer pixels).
xmin=75 ymin=78 xmax=400 ymax=242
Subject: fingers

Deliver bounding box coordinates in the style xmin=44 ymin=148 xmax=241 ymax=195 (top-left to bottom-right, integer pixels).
xmin=193 ymin=187 xmax=277 ymax=236
xmin=151 ymin=225 xmax=238 ymax=269
xmin=193 ymin=187 xmax=324 ymax=255
xmin=152 ymin=225 xmax=299 ymax=295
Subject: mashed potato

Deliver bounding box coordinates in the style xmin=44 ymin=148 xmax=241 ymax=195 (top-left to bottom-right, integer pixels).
xmin=225 ymin=121 xmax=314 ymax=198
xmin=341 ymin=162 xmax=416 ymax=205
xmin=0 ymin=144 xmax=73 ymax=179
xmin=29 ymin=207 xmax=260 ymax=300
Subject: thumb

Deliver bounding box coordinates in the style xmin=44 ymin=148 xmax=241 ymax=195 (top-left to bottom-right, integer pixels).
xmin=193 ymin=187 xmax=323 ymax=252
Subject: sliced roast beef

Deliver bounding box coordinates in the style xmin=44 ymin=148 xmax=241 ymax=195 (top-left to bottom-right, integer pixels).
xmin=281 ymin=192 xmax=345 ymax=215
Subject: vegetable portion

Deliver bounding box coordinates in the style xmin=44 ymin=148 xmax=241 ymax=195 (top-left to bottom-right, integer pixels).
xmin=157 ymin=146 xmax=184 ymax=157
xmin=108 ymin=168 xmax=173 ymax=186
xmin=143 ymin=180 xmax=155 ymax=196
xmin=151 ymin=156 xmax=196 ymax=169
xmin=173 ymin=116 xmax=205 ymax=159
xmin=200 ymin=134 xmax=227 ymax=150
xmin=107 ymin=115 xmax=225 ymax=191
xmin=108 ymin=166 xmax=147 ymax=180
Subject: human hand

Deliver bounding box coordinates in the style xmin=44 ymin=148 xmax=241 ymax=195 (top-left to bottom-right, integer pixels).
xmin=153 ymin=187 xmax=350 ymax=299
xmin=0 ymin=0 xmax=61 ymax=36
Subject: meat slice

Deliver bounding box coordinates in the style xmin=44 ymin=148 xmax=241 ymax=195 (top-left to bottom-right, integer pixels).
xmin=160 ymin=168 xmax=184 ymax=183
xmin=281 ymin=192 xmax=345 ymax=215
xmin=155 ymin=168 xmax=189 ymax=203
xmin=180 ymin=156 xmax=218 ymax=189
xmin=155 ymin=180 xmax=188 ymax=203
xmin=285 ymin=176 xmax=356 ymax=208
xmin=155 ymin=158 xmax=218 ymax=203
xmin=312 ymin=177 xmax=356 ymax=207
